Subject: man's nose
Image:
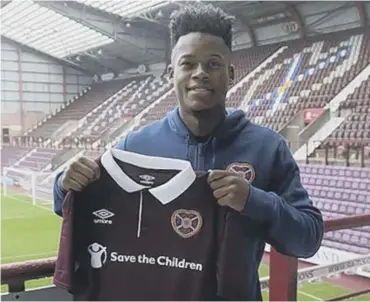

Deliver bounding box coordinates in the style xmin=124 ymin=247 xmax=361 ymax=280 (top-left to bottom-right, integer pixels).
xmin=192 ymin=64 xmax=209 ymax=80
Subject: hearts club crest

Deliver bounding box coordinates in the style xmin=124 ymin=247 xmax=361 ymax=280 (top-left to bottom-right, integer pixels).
xmin=227 ymin=162 xmax=256 ymax=183
xmin=171 ymin=209 xmax=203 ymax=239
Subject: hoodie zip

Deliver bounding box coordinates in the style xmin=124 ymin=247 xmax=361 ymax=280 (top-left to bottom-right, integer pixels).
xmin=137 ymin=191 xmax=143 ymax=238
xmin=188 ymin=138 xmax=216 ymax=171
xmin=198 ymin=144 xmax=206 ymax=171
xmin=211 ymin=138 xmax=217 ymax=169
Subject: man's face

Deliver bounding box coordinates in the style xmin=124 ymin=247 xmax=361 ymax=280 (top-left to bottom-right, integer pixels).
xmin=169 ymin=32 xmax=234 ymax=113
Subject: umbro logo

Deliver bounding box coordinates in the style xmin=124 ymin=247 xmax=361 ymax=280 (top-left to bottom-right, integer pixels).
xmin=93 ymin=209 xmax=114 ymax=225
xmin=139 ymin=174 xmax=155 ymax=185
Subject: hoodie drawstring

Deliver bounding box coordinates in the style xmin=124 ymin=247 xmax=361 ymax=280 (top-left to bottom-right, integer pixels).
xmin=211 ymin=137 xmax=217 ymax=169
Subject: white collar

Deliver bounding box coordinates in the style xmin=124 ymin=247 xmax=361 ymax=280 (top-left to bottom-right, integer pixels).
xmin=100 ymin=148 xmax=196 ymax=205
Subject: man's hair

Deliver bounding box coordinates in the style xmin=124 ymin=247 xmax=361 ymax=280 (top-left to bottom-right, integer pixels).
xmin=169 ymin=4 xmax=234 ymax=50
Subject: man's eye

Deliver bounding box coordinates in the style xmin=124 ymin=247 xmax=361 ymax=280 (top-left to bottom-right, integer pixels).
xmin=210 ymin=61 xmax=221 ymax=68
xmin=181 ymin=62 xmax=191 ymax=66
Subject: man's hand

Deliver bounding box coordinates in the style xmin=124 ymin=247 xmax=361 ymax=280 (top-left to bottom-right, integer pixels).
xmin=60 ymin=156 xmax=100 ymax=192
xmin=207 ymin=170 xmax=250 ymax=212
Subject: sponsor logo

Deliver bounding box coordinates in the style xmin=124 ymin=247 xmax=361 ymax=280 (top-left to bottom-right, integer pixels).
xmin=170 ymin=209 xmax=202 ymax=239
xmin=227 ymin=162 xmax=256 ymax=183
xmin=86 ymin=244 xmax=204 ymax=271
xmin=139 ymin=174 xmax=155 ymax=185
xmin=87 ymin=242 xmax=107 ymax=268
xmin=93 ymin=209 xmax=114 ymax=225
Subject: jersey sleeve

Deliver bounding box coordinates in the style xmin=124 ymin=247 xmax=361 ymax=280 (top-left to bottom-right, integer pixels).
xmin=53 ymin=191 xmax=76 ymax=292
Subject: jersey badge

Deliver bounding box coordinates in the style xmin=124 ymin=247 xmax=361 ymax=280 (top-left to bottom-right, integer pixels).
xmin=226 ymin=162 xmax=256 ymax=183
xmin=171 ymin=209 xmax=203 ymax=239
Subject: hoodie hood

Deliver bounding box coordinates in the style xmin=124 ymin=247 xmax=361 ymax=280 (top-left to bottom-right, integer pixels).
xmin=167 ymin=107 xmax=249 ymax=143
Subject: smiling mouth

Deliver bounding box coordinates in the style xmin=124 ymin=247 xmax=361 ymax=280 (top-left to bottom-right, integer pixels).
xmin=187 ymin=87 xmax=213 ymax=93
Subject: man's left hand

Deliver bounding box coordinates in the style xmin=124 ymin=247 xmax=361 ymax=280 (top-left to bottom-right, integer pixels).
xmin=207 ymin=170 xmax=250 ymax=212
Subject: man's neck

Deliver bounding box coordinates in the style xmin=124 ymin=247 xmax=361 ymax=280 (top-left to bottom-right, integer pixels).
xmin=179 ymin=107 xmax=226 ymax=138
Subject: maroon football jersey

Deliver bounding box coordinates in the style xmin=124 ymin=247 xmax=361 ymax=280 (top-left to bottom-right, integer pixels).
xmin=54 ymin=149 xmax=246 ymax=300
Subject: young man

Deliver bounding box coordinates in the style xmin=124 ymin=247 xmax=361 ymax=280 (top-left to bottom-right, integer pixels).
xmin=53 ymin=3 xmax=323 ymax=300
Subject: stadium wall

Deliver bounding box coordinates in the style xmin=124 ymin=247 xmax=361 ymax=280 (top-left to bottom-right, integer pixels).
xmin=1 ymin=40 xmax=93 ymax=135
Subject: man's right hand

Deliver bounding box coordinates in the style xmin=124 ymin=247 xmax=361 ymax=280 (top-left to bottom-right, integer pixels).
xmin=60 ymin=156 xmax=101 ymax=192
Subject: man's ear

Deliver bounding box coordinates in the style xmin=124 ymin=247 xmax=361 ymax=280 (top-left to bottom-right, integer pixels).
xmin=229 ymin=64 xmax=235 ymax=82
xmin=167 ymin=64 xmax=174 ymax=79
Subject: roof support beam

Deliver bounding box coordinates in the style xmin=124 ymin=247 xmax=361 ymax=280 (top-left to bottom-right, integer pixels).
xmin=355 ymin=1 xmax=367 ymax=27
xmin=232 ymin=12 xmax=256 ymax=47
xmin=38 ymin=1 xmax=165 ymax=60
xmin=305 ymin=2 xmax=353 ymax=30
xmin=0 ymin=1 xmax=11 ymax=8
xmin=286 ymin=4 xmax=305 ymax=39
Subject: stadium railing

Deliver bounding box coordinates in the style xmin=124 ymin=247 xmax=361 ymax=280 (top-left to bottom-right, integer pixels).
xmin=268 ymin=213 xmax=370 ymax=301
xmin=1 ymin=213 xmax=370 ymax=301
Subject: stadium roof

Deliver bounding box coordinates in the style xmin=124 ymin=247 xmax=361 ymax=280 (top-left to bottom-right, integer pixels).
xmin=74 ymin=0 xmax=170 ymax=19
xmin=0 ymin=0 xmax=114 ymax=59
xmin=1 ymin=0 xmax=368 ymax=76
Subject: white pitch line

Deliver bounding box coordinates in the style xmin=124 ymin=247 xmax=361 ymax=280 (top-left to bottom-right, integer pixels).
xmin=298 ymin=290 xmax=322 ymax=301
xmin=1 ymin=215 xmax=31 ymax=221
xmin=4 ymin=195 xmax=53 ymax=213
xmin=1 ymin=251 xmax=57 ymax=261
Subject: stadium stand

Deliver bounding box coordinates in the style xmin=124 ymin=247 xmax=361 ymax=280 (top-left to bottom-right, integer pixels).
xmin=24 ymin=79 xmax=132 ymax=139
xmin=324 ymin=75 xmax=370 ymax=143
xmin=300 ymin=164 xmax=370 ymax=254
xmin=308 ymin=73 xmax=370 ymax=164
xmin=244 ymin=29 xmax=370 ymax=131
xmin=0 ymin=145 xmax=33 ymax=168
xmin=13 ymin=147 xmax=62 ymax=172
xmin=63 ymin=75 xmax=172 ymax=141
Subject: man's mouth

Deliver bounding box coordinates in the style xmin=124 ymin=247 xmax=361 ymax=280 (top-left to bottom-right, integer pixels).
xmin=187 ymin=86 xmax=214 ymax=93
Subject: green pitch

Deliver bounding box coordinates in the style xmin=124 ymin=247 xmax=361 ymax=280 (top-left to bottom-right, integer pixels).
xmin=1 ymin=192 xmax=369 ymax=301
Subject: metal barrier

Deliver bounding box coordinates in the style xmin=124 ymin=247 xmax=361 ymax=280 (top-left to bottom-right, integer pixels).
xmin=2 ymin=214 xmax=370 ymax=300
xmin=269 ymin=213 xmax=370 ymax=301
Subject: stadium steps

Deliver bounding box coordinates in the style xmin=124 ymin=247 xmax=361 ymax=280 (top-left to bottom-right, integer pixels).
xmin=294 ymin=117 xmax=346 ymax=160
xmin=58 ymin=76 xmax=172 ymax=144
xmin=23 ymin=86 xmax=91 ymax=136
xmin=105 ymin=86 xmax=176 ymax=147
xmin=239 ymin=32 xmax=368 ymax=133
xmin=11 ymin=147 xmax=38 ymax=167
xmin=12 ymin=148 xmax=63 ymax=172
xmin=25 ymin=79 xmax=131 ymax=139
xmin=85 ymin=76 xmax=172 ymax=141
xmin=35 ymin=77 xmax=172 ymax=174
xmin=52 ymin=80 xmax=139 ymax=144
xmin=294 ymin=63 xmax=370 ymax=160
xmin=324 ymin=63 xmax=370 ymax=113
xmin=227 ymin=46 xmax=288 ymax=104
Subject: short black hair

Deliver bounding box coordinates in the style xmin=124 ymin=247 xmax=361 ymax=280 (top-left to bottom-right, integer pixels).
xmin=169 ymin=3 xmax=234 ymax=50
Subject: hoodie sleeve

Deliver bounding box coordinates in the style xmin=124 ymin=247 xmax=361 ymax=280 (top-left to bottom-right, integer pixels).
xmin=53 ymin=171 xmax=66 ymax=217
xmin=242 ymin=138 xmax=324 ymax=258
